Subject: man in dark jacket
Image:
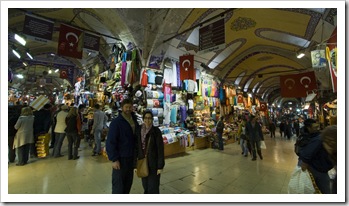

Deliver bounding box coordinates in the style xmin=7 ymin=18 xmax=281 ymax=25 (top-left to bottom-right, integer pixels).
xmin=297 ymin=119 xmax=333 ymax=194
xmin=216 ymin=116 xmax=225 ymax=150
xmin=106 ymin=98 xmax=141 ymax=194
xmin=245 ymin=115 xmax=264 ymax=161
xmin=32 ymin=103 xmax=52 ymax=157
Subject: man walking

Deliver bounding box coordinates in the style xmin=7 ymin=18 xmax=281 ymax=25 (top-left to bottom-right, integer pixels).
xmin=91 ymin=104 xmax=108 ymax=156
xmin=245 ymin=115 xmax=264 ymax=161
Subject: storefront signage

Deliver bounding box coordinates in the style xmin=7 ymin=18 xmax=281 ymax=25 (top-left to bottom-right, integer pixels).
xmin=23 ymin=14 xmax=54 ymax=43
xmin=199 ymin=18 xmax=226 ymax=54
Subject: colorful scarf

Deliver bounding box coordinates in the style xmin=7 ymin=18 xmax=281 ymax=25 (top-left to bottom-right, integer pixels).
xmin=141 ymin=124 xmax=152 ymax=151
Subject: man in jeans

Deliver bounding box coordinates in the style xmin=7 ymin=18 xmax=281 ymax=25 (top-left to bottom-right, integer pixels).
xmin=91 ymin=104 xmax=108 ymax=156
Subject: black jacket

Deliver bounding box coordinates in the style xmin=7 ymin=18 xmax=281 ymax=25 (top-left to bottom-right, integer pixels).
xmin=135 ymin=126 xmax=165 ymax=171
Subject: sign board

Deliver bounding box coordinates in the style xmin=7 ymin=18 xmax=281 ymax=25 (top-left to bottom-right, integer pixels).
xmin=30 ymin=95 xmax=49 ymax=111
xmin=199 ymin=18 xmax=225 ymax=54
xmin=23 ymin=14 xmax=54 ymax=43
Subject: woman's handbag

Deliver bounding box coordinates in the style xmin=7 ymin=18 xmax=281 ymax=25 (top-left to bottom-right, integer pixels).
xmin=136 ymin=136 xmax=151 ymax=178
xmin=288 ymin=166 xmax=315 ymax=194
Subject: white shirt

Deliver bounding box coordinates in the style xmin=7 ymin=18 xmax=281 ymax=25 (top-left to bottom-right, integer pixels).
xmin=188 ymin=99 xmax=194 ymax=110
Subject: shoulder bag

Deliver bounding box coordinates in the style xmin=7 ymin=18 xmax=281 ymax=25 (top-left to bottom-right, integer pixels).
xmin=137 ymin=136 xmax=151 ymax=178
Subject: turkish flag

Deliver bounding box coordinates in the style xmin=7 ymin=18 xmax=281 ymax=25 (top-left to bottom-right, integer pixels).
xmin=237 ymin=93 xmax=243 ymax=103
xmin=60 ymin=69 xmax=68 ymax=79
xmin=57 ymin=24 xmax=83 ymax=59
xmin=280 ymin=71 xmax=318 ymax=97
xmin=260 ymin=102 xmax=267 ymax=111
xmin=179 ymin=55 xmax=195 ymax=80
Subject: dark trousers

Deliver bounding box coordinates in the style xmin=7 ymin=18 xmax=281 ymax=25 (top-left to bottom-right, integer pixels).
xmin=111 ymin=157 xmax=134 ymax=194
xmin=250 ymin=139 xmax=262 ymax=159
xmin=141 ymin=169 xmax=161 ymax=194
xmin=53 ymin=133 xmax=66 ymax=157
xmin=270 ymin=129 xmax=275 ymax=138
xmin=66 ymin=132 xmax=79 ymax=159
xmin=17 ymin=144 xmax=30 ymax=165
xmin=8 ymin=135 xmax=16 ymax=162
xmin=217 ymin=132 xmax=224 ymax=150
xmin=50 ymin=129 xmax=56 ymax=147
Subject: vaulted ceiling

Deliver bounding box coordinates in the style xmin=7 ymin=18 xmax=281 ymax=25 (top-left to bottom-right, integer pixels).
xmin=7 ymin=6 xmax=337 ymax=104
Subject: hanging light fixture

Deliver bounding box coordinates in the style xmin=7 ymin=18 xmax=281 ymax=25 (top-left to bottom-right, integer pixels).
xmin=14 ymin=34 xmax=26 ymax=46
xmin=296 ymin=51 xmax=305 ymax=59
xmin=26 ymin=49 xmax=33 ymax=60
xmin=11 ymin=45 xmax=21 ymax=59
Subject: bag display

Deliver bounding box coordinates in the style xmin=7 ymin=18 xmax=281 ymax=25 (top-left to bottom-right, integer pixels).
xmin=136 ymin=158 xmax=149 ymax=178
xmin=288 ymin=166 xmax=315 ymax=194
xmin=260 ymin=140 xmax=267 ymax=149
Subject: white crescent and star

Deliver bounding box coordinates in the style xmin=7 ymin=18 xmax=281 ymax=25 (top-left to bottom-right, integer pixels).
xmin=300 ymin=76 xmax=311 ymax=88
xmin=66 ymin=32 xmax=79 ymax=47
xmin=284 ymin=78 xmax=295 ymax=89
xmin=182 ymin=59 xmax=191 ymax=71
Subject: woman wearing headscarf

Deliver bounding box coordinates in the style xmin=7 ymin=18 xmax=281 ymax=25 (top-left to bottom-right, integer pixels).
xmin=135 ymin=110 xmax=165 ymax=194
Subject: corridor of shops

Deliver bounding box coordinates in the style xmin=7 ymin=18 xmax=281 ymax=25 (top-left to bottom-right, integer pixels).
xmin=8 ymin=132 xmax=299 ymax=195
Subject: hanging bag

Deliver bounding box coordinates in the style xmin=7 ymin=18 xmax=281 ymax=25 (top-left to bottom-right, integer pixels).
xmin=260 ymin=140 xmax=267 ymax=149
xmin=288 ymin=166 xmax=315 ymax=194
xmin=136 ymin=136 xmax=151 ymax=178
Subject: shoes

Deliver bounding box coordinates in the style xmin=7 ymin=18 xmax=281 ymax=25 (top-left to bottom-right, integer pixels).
xmin=92 ymin=153 xmax=101 ymax=156
xmin=241 ymin=152 xmax=244 ymax=155
xmin=16 ymin=163 xmax=25 ymax=166
xmin=251 ymin=158 xmax=257 ymax=161
xmin=68 ymin=157 xmax=73 ymax=160
xmin=244 ymin=154 xmax=248 ymax=157
xmin=73 ymin=156 xmax=80 ymax=160
xmin=260 ymin=156 xmax=263 ymax=160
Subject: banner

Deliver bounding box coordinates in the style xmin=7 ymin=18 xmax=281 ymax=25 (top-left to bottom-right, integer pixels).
xmin=259 ymin=102 xmax=267 ymax=111
xmin=83 ymin=32 xmax=100 ymax=56
xmin=60 ymin=69 xmax=68 ymax=79
xmin=179 ymin=54 xmax=195 ymax=80
xmin=237 ymin=93 xmax=243 ymax=103
xmin=280 ymin=71 xmax=318 ymax=98
xmin=57 ymin=24 xmax=83 ymax=59
xmin=326 ymin=27 xmax=337 ymax=93
xmin=23 ymin=14 xmax=54 ymax=43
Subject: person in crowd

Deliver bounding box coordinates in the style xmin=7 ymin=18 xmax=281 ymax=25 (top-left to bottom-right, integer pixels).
xmin=216 ymin=116 xmax=225 ymax=151
xmin=294 ymin=119 xmax=300 ymax=137
xmin=279 ymin=120 xmax=285 ymax=137
xmin=237 ymin=119 xmax=249 ymax=157
xmin=8 ymin=105 xmax=22 ymax=163
xmin=268 ymin=120 xmax=276 ymax=138
xmin=65 ymin=107 xmax=82 ymax=160
xmin=285 ymin=120 xmax=292 ymax=139
xmin=50 ymin=104 xmax=64 ymax=148
xmin=91 ymin=104 xmax=108 ymax=156
xmin=77 ymin=104 xmax=86 ymax=145
xmin=13 ymin=107 xmax=35 ymax=166
xmin=321 ymin=125 xmax=337 ymax=194
xmin=53 ymin=104 xmax=69 ymax=158
xmin=32 ymin=103 xmax=52 ymax=157
xmin=297 ymin=119 xmax=333 ymax=194
xmin=245 ymin=115 xmax=264 ymax=161
xmin=135 ymin=110 xmax=165 ymax=194
xmin=106 ymin=98 xmax=141 ymax=194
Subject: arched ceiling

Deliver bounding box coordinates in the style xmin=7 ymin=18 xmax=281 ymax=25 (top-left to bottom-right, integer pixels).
xmin=7 ymin=6 xmax=337 ymax=102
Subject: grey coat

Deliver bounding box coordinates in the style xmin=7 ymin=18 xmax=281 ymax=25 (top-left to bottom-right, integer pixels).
xmin=13 ymin=115 xmax=35 ymax=149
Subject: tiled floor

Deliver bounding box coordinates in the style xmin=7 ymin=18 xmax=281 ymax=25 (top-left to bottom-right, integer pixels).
xmin=7 ymin=132 xmax=300 ymax=196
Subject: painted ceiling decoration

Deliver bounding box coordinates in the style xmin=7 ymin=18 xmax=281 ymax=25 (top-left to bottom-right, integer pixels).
xmin=7 ymin=6 xmax=338 ymax=104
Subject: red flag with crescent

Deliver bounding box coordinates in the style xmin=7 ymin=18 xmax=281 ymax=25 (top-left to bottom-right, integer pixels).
xmin=237 ymin=93 xmax=243 ymax=103
xmin=280 ymin=71 xmax=317 ymax=97
xmin=179 ymin=54 xmax=195 ymax=80
xmin=60 ymin=69 xmax=68 ymax=79
xmin=260 ymin=102 xmax=267 ymax=111
xmin=58 ymin=24 xmax=83 ymax=59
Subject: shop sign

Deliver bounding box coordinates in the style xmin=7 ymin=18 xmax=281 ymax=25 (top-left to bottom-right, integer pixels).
xmin=23 ymin=14 xmax=54 ymax=43
xmin=199 ymin=18 xmax=225 ymax=54
xmin=30 ymin=95 xmax=49 ymax=111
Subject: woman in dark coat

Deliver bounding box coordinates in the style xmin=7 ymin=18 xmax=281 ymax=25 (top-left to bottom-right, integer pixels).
xmin=135 ymin=110 xmax=165 ymax=194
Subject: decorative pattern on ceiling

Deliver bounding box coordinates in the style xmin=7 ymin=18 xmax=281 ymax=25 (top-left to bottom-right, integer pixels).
xmin=230 ymin=17 xmax=256 ymax=31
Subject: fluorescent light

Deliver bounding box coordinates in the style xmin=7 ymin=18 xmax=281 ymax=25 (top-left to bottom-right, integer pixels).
xmin=26 ymin=52 xmax=33 ymax=60
xmin=16 ymin=74 xmax=24 ymax=79
xmin=22 ymin=62 xmax=27 ymax=66
xmin=14 ymin=34 xmax=26 ymax=46
xmin=48 ymin=69 xmax=52 ymax=74
xmin=12 ymin=49 xmax=21 ymax=59
xmin=297 ymin=53 xmax=305 ymax=59
xmin=55 ymin=69 xmax=59 ymax=73
xmin=248 ymin=93 xmax=252 ymax=98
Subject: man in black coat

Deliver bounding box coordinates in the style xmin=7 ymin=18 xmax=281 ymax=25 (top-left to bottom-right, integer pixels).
xmin=32 ymin=103 xmax=52 ymax=157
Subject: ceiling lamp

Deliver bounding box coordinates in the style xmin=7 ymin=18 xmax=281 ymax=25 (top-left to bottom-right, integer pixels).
xmin=16 ymin=74 xmax=24 ymax=79
xmin=296 ymin=52 xmax=305 ymax=59
xmin=26 ymin=49 xmax=33 ymax=60
xmin=14 ymin=34 xmax=26 ymax=46
xmin=11 ymin=46 xmax=21 ymax=59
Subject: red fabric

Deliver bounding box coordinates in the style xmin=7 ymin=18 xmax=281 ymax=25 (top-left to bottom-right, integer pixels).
xmin=179 ymin=55 xmax=195 ymax=80
xmin=237 ymin=93 xmax=243 ymax=103
xmin=259 ymin=102 xmax=267 ymax=111
xmin=60 ymin=69 xmax=68 ymax=79
xmin=141 ymin=69 xmax=148 ymax=87
xmin=57 ymin=24 xmax=83 ymax=59
xmin=280 ymin=71 xmax=318 ymax=98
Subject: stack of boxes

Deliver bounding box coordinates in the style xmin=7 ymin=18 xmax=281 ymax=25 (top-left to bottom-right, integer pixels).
xmin=36 ymin=134 xmax=51 ymax=158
